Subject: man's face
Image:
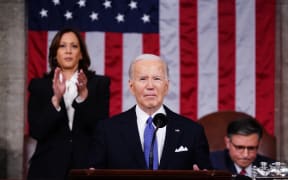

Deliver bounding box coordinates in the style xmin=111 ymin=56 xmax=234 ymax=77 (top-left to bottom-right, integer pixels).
xmin=225 ymin=134 xmax=260 ymax=168
xmin=129 ymin=59 xmax=169 ymax=114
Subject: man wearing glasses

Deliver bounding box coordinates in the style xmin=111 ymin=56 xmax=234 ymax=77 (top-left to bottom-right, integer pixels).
xmin=210 ymin=117 xmax=275 ymax=178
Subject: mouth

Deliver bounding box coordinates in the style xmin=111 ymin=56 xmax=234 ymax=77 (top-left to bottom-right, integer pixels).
xmin=144 ymin=94 xmax=156 ymax=97
xmin=64 ymin=57 xmax=73 ymax=61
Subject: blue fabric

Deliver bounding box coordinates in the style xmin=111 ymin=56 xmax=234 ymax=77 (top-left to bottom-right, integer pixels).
xmin=144 ymin=116 xmax=158 ymax=170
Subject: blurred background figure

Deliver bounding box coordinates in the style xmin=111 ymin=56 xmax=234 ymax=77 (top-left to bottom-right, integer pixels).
xmin=210 ymin=117 xmax=275 ymax=178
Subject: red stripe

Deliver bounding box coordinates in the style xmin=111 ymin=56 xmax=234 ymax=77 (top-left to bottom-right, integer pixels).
xmin=255 ymin=0 xmax=275 ymax=135
xmin=218 ymin=0 xmax=236 ymax=110
xmin=27 ymin=31 xmax=48 ymax=83
xmin=105 ymin=32 xmax=123 ymax=116
xmin=143 ymin=33 xmax=159 ymax=55
xmin=26 ymin=31 xmax=48 ymax=135
xmin=179 ymin=0 xmax=198 ymax=120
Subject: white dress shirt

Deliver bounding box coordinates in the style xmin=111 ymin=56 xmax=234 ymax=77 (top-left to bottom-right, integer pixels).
xmin=63 ymin=72 xmax=78 ymax=130
xmin=136 ymin=105 xmax=166 ymax=164
xmin=235 ymin=163 xmax=252 ymax=177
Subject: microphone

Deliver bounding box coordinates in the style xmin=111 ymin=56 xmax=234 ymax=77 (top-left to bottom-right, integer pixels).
xmin=149 ymin=113 xmax=168 ymax=170
xmin=153 ymin=113 xmax=168 ymax=129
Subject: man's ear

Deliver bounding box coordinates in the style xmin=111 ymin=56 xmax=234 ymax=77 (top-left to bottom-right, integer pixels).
xmin=224 ymin=136 xmax=230 ymax=149
xmin=128 ymin=80 xmax=135 ymax=95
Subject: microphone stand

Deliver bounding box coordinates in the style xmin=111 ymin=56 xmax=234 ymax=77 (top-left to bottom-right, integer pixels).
xmin=147 ymin=113 xmax=168 ymax=170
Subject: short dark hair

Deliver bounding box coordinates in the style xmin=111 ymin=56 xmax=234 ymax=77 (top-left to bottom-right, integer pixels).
xmin=227 ymin=117 xmax=263 ymax=140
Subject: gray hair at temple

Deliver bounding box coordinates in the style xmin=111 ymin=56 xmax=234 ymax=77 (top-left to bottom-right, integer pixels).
xmin=128 ymin=54 xmax=170 ymax=80
xmin=227 ymin=117 xmax=263 ymax=140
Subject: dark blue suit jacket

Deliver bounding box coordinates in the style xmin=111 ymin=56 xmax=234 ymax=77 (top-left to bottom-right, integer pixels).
xmin=90 ymin=105 xmax=212 ymax=170
xmin=210 ymin=149 xmax=275 ymax=174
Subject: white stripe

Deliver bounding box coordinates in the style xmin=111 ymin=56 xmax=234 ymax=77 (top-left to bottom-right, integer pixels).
xmin=160 ymin=0 xmax=180 ymax=113
xmin=47 ymin=31 xmax=57 ymax=72
xmin=122 ymin=33 xmax=142 ymax=111
xmin=86 ymin=32 xmax=105 ymax=75
xmin=235 ymin=0 xmax=255 ymax=116
xmin=197 ymin=0 xmax=218 ymax=118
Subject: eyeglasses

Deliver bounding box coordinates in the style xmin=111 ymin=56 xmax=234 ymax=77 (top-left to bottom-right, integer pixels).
xmin=230 ymin=140 xmax=258 ymax=153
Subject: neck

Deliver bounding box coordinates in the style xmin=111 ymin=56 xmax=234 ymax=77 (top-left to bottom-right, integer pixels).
xmin=61 ymin=68 xmax=77 ymax=80
xmin=141 ymin=106 xmax=162 ymax=116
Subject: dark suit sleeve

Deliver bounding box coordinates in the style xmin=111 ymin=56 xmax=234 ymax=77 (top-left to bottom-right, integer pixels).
xmin=72 ymin=75 xmax=110 ymax=131
xmin=210 ymin=150 xmax=228 ymax=170
xmin=193 ymin=125 xmax=213 ymax=170
xmin=28 ymin=78 xmax=67 ymax=141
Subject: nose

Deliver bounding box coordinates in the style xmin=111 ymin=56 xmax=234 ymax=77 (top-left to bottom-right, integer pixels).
xmin=65 ymin=46 xmax=72 ymax=53
xmin=242 ymin=148 xmax=249 ymax=157
xmin=146 ymin=78 xmax=154 ymax=88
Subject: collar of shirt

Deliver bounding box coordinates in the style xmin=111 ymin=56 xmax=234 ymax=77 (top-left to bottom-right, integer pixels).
xmin=235 ymin=163 xmax=252 ymax=177
xmin=65 ymin=71 xmax=78 ymax=87
xmin=135 ymin=105 xmax=166 ymax=164
xmin=64 ymin=71 xmax=78 ymax=130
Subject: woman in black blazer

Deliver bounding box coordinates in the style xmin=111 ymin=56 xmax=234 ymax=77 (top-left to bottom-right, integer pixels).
xmin=27 ymin=28 xmax=110 ymax=179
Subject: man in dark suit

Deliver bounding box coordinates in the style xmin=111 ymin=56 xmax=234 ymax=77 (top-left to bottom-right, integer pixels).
xmin=90 ymin=53 xmax=212 ymax=170
xmin=210 ymin=117 xmax=275 ymax=178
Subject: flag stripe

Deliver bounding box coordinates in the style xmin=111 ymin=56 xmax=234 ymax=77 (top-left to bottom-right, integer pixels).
xmin=218 ymin=0 xmax=236 ymax=110
xmin=235 ymin=0 xmax=256 ymax=115
xmin=28 ymin=31 xmax=48 ymax=83
xmin=143 ymin=34 xmax=160 ymax=55
xmin=86 ymin=32 xmax=105 ymax=75
xmin=122 ymin=33 xmax=141 ymax=111
xmin=180 ymin=0 xmax=198 ymax=120
xmin=160 ymin=0 xmax=180 ymax=113
xmin=255 ymin=0 xmax=275 ymax=135
xmin=105 ymin=33 xmax=123 ymax=116
xmin=197 ymin=0 xmax=218 ymax=118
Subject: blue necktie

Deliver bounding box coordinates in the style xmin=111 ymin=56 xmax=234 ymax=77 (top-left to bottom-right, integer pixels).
xmin=144 ymin=116 xmax=158 ymax=170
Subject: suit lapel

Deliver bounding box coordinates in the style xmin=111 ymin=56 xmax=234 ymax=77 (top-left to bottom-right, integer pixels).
xmin=119 ymin=107 xmax=147 ymax=168
xmin=225 ymin=150 xmax=237 ymax=174
xmin=159 ymin=108 xmax=182 ymax=169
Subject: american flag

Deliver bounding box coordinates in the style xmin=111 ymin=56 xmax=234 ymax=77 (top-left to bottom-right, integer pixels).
xmin=27 ymin=0 xmax=275 ymax=135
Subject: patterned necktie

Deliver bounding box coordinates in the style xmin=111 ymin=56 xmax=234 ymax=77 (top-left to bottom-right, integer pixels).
xmin=144 ymin=116 xmax=158 ymax=170
xmin=239 ymin=168 xmax=246 ymax=175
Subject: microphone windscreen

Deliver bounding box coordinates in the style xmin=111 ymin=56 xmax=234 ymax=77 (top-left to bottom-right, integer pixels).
xmin=153 ymin=113 xmax=168 ymax=128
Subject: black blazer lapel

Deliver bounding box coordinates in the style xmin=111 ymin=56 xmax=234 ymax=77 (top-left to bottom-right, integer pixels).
xmin=119 ymin=107 xmax=147 ymax=169
xmin=159 ymin=109 xmax=183 ymax=169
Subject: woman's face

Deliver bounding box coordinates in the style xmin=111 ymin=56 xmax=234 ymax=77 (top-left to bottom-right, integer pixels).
xmin=56 ymin=32 xmax=82 ymax=72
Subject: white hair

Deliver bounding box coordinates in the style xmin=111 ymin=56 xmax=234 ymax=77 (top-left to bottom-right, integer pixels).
xmin=134 ymin=54 xmax=161 ymax=61
xmin=129 ymin=53 xmax=169 ymax=79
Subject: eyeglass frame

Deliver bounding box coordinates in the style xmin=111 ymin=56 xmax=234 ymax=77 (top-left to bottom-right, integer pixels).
xmin=229 ymin=140 xmax=259 ymax=153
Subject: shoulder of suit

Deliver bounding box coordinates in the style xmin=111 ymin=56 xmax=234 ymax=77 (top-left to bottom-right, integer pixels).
xmin=104 ymin=106 xmax=135 ymax=123
xmin=88 ymin=73 xmax=110 ymax=83
xmin=164 ymin=106 xmax=201 ymax=127
xmin=29 ymin=76 xmax=51 ymax=88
